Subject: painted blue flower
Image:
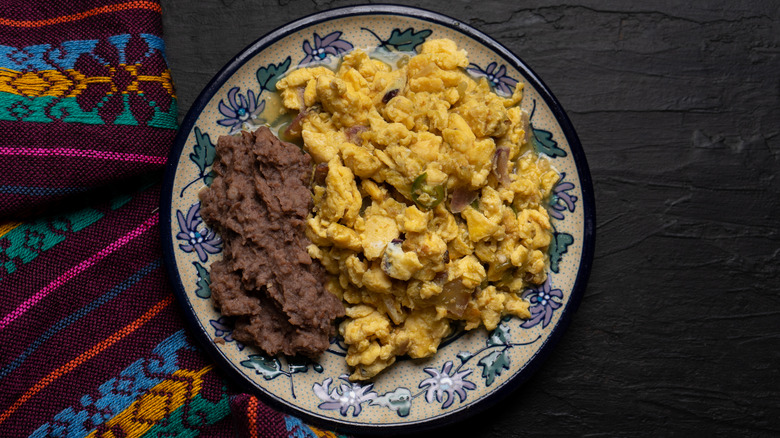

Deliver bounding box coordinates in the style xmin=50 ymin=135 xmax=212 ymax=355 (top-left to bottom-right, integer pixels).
xmin=217 ymin=87 xmax=264 ymax=134
xmin=466 ymin=62 xmax=519 ymax=96
xmin=419 ymin=361 xmax=477 ymax=409
xmin=176 ymin=202 xmax=221 ymax=262
xmin=301 ymin=31 xmax=353 ymax=65
xmin=209 ymin=316 xmax=244 ymax=350
xmin=548 ymin=173 xmax=578 ymax=220
xmin=521 ymin=277 xmax=563 ymax=329
xmin=313 ymin=375 xmax=377 ymax=416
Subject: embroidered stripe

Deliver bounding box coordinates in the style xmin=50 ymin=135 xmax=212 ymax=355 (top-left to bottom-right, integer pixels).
xmin=0 ymin=294 xmax=174 ymax=426
xmin=0 ymin=185 xmax=87 ymax=196
xmin=28 ymin=330 xmax=193 ymax=438
xmin=309 ymin=424 xmax=344 ymax=438
xmin=0 ymin=147 xmax=167 ymax=164
xmin=285 ymin=415 xmax=346 ymax=438
xmin=0 ymin=221 xmax=22 ymax=237
xmin=0 ymin=93 xmax=178 ymax=128
xmin=0 ymin=1 xmax=161 ymax=28
xmin=138 ymin=391 xmax=231 ymax=438
xmin=0 ymin=259 xmax=163 ymax=381
xmin=83 ymin=365 xmax=213 ymax=438
xmin=0 ymin=67 xmax=175 ymax=99
xmin=248 ymin=396 xmax=259 ymax=438
xmin=0 ymin=207 xmax=103 ymax=279
xmin=0 ymin=214 xmax=158 ymax=331
xmin=0 ymin=34 xmax=167 ymax=71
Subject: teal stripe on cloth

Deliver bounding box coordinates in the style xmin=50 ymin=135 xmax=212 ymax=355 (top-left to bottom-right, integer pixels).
xmin=0 ymin=93 xmax=178 ymax=128
xmin=0 ymin=207 xmax=103 ymax=279
xmin=0 ymin=185 xmax=88 ymax=196
xmin=28 ymin=330 xmax=196 ymax=438
xmin=139 ymin=390 xmax=232 ymax=437
xmin=0 ymin=259 xmax=163 ymax=381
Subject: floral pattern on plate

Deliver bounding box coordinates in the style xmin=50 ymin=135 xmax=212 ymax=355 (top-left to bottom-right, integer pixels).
xmin=304 ymin=318 xmax=542 ymax=418
xmin=217 ymin=87 xmax=265 ymax=134
xmin=175 ymin=202 xmax=221 ymax=262
xmin=300 ymin=31 xmax=353 ymax=65
xmin=466 ymin=62 xmax=519 ymax=96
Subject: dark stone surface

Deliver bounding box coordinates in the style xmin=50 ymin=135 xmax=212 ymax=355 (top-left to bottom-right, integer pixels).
xmin=162 ymin=1 xmax=780 ymax=436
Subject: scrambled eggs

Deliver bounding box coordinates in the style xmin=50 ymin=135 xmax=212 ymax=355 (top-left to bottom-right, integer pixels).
xmin=276 ymin=39 xmax=559 ymax=380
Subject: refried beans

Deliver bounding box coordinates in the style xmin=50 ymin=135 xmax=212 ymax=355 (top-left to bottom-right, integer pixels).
xmin=199 ymin=126 xmax=344 ymax=357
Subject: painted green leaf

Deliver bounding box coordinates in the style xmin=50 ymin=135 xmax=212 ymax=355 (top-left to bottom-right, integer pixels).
xmin=372 ymin=388 xmax=412 ymax=417
xmin=487 ymin=321 xmax=511 ymax=347
xmin=385 ymin=28 xmax=433 ymax=52
xmin=549 ymin=232 xmax=574 ymax=273
xmin=478 ymin=350 xmax=511 ymax=386
xmin=203 ymin=172 xmax=214 ymax=187
xmin=312 ymin=363 xmax=324 ymax=373
xmin=457 ymin=351 xmax=473 ymax=364
xmin=287 ymin=357 xmax=310 ymax=375
xmin=240 ymin=355 xmax=283 ymax=380
xmin=193 ymin=261 xmax=211 ymax=298
xmin=532 ymin=127 xmax=566 ymax=158
xmin=288 ymin=363 xmax=308 ymax=374
xmin=256 ymin=57 xmax=292 ymax=93
xmin=189 ymin=127 xmax=216 ymax=183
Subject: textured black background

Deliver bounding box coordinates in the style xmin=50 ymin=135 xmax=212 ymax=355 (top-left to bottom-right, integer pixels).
xmin=161 ymin=1 xmax=780 ymax=436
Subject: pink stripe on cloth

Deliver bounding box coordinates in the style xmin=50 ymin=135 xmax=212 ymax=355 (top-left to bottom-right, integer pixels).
xmin=0 ymin=214 xmax=159 ymax=332
xmin=0 ymin=148 xmax=167 ymax=165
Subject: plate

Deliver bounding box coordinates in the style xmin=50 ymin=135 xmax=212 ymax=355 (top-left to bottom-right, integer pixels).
xmin=161 ymin=5 xmax=595 ymax=434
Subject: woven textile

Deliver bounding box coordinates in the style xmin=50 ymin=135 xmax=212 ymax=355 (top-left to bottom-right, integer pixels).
xmin=0 ymin=0 xmax=175 ymax=219
xmin=0 ymin=2 xmax=348 ymax=437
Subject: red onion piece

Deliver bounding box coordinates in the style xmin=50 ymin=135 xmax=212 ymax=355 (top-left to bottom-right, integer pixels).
xmin=284 ymin=107 xmax=309 ymax=139
xmin=346 ymin=125 xmax=369 ymax=145
xmin=436 ymin=280 xmax=471 ymax=317
xmin=450 ymin=186 xmax=479 ymax=213
xmin=521 ymin=109 xmax=532 ymax=147
xmin=492 ymin=146 xmax=510 ymax=186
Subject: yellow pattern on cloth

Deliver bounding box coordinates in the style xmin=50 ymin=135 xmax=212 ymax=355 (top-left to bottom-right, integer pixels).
xmin=0 ymin=66 xmax=176 ymax=98
xmin=84 ymin=365 xmax=213 ymax=438
xmin=308 ymin=425 xmax=343 ymax=438
xmin=0 ymin=221 xmax=21 ymax=238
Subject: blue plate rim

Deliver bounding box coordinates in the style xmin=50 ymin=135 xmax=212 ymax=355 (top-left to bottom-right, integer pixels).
xmin=160 ymin=4 xmax=596 ymax=435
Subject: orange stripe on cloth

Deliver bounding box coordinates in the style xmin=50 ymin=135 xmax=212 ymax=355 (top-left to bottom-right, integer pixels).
xmin=0 ymin=294 xmax=174 ymax=426
xmin=0 ymin=1 xmax=161 ymax=28
xmin=248 ymin=396 xmax=259 ymax=438
xmin=84 ymin=365 xmax=213 ymax=438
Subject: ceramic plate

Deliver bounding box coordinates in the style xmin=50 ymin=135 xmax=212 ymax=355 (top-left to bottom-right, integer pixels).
xmin=161 ymin=5 xmax=595 ymax=434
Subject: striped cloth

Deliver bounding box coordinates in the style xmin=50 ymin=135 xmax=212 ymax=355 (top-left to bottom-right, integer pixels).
xmin=0 ymin=2 xmax=347 ymax=437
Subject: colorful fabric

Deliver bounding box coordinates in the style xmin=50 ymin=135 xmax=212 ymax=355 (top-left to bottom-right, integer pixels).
xmin=0 ymin=0 xmax=176 ymax=218
xmin=0 ymin=2 xmax=347 ymax=437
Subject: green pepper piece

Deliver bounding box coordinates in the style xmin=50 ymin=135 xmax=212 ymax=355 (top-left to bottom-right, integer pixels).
xmin=411 ymin=173 xmax=445 ymax=209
